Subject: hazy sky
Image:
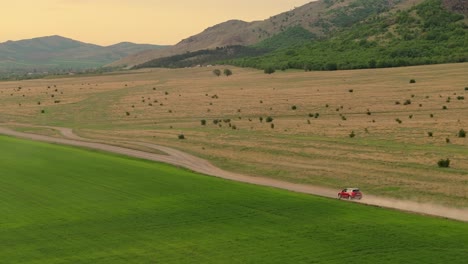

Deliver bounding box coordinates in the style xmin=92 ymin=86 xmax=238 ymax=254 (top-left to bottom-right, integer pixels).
xmin=1 ymin=0 xmax=314 ymax=46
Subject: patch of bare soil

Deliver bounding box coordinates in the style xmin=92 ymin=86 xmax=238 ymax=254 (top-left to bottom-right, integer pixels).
xmin=1 ymin=124 xmax=467 ymax=222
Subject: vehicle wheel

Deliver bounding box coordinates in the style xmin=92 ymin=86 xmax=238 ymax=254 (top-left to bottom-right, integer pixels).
xmin=338 ymin=194 xmax=342 ymax=199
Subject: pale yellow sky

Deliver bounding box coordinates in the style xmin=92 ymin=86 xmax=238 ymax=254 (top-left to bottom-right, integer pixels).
xmin=1 ymin=0 xmax=314 ymax=46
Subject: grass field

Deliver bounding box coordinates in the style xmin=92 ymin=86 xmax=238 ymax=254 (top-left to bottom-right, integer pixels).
xmin=1 ymin=135 xmax=467 ymax=263
xmin=0 ymin=63 xmax=467 ymax=207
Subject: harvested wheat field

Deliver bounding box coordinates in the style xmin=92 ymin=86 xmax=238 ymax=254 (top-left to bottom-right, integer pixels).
xmin=1 ymin=63 xmax=467 ymax=207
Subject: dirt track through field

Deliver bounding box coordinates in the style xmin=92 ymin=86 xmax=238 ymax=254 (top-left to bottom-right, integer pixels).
xmin=1 ymin=125 xmax=467 ymax=222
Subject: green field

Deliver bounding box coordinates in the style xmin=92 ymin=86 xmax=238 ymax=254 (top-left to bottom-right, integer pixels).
xmin=1 ymin=135 xmax=467 ymax=263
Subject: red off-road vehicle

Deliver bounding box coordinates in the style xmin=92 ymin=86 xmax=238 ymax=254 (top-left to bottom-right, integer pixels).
xmin=338 ymin=188 xmax=362 ymax=200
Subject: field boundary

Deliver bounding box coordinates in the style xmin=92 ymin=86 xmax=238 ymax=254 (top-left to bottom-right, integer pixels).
xmin=1 ymin=124 xmax=467 ymax=222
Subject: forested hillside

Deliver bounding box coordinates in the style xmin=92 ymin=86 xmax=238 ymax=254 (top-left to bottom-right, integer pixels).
xmin=228 ymin=0 xmax=467 ymax=71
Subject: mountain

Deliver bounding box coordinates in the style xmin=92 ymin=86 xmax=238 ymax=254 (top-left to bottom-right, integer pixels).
xmin=0 ymin=35 xmax=168 ymax=73
xmin=127 ymin=0 xmax=467 ymax=71
xmin=228 ymin=0 xmax=467 ymax=70
xmin=111 ymin=0 xmax=421 ymax=67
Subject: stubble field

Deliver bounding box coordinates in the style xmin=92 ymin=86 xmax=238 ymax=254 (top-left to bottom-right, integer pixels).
xmin=0 ymin=63 xmax=467 ymax=207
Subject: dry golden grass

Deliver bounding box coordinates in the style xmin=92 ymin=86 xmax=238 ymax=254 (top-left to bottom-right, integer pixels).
xmin=1 ymin=64 xmax=467 ymax=207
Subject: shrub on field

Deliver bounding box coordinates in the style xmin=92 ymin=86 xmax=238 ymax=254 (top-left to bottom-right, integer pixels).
xmin=126 ymin=112 xmax=130 ymax=116
xmin=41 ymin=110 xmax=45 ymax=114
xmin=271 ymin=123 xmax=275 ymax=129
xmin=457 ymin=96 xmax=465 ymax=100
xmin=292 ymin=105 xmax=297 ymax=110
xmin=264 ymin=66 xmax=276 ymax=74
xmin=224 ymin=69 xmax=233 ymax=77
xmin=410 ymin=79 xmax=416 ymax=84
xmin=348 ymin=89 xmax=354 ymax=93
xmin=213 ymin=119 xmax=219 ymax=125
xmin=430 ymin=114 xmax=434 ymax=118
xmin=442 ymin=106 xmax=448 ymax=110
xmin=201 ymin=120 xmax=206 ymax=126
xmin=465 ymin=87 xmax=468 ymax=91
xmin=349 ymin=131 xmax=356 ymax=138
xmin=428 ymin=132 xmax=433 ymax=137
xmin=213 ymin=69 xmax=221 ymax=77
xmin=396 ymin=118 xmax=402 ymax=124
xmin=437 ymin=158 xmax=450 ymax=168
xmin=259 ymin=117 xmax=264 ymax=123
xmin=459 ymin=129 xmax=466 ymax=138
xmin=178 ymin=134 xmax=185 ymax=140
xmin=266 ymin=116 xmax=274 ymax=123
xmin=404 ymin=99 xmax=412 ymax=105
xmin=395 ymin=101 xmax=401 ymax=105
xmin=446 ymin=138 xmax=451 ymax=143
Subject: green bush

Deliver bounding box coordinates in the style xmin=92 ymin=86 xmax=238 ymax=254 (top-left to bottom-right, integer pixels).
xmin=264 ymin=67 xmax=276 ymax=74
xmin=437 ymin=159 xmax=450 ymax=168
xmin=224 ymin=69 xmax=233 ymax=77
xmin=410 ymin=79 xmax=416 ymax=84
xmin=266 ymin=116 xmax=274 ymax=123
xmin=201 ymin=120 xmax=207 ymax=126
xmin=178 ymin=134 xmax=185 ymax=140
xmin=458 ymin=129 xmax=466 ymax=138
xmin=213 ymin=69 xmax=221 ymax=76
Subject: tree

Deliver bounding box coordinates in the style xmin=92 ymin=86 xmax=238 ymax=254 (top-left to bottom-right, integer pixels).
xmin=213 ymin=69 xmax=221 ymax=77
xmin=224 ymin=69 xmax=233 ymax=77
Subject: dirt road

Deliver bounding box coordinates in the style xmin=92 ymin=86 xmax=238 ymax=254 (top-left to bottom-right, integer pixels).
xmin=1 ymin=125 xmax=467 ymax=222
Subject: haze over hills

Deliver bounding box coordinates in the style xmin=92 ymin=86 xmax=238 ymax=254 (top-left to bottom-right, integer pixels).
xmin=0 ymin=35 xmax=168 ymax=73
